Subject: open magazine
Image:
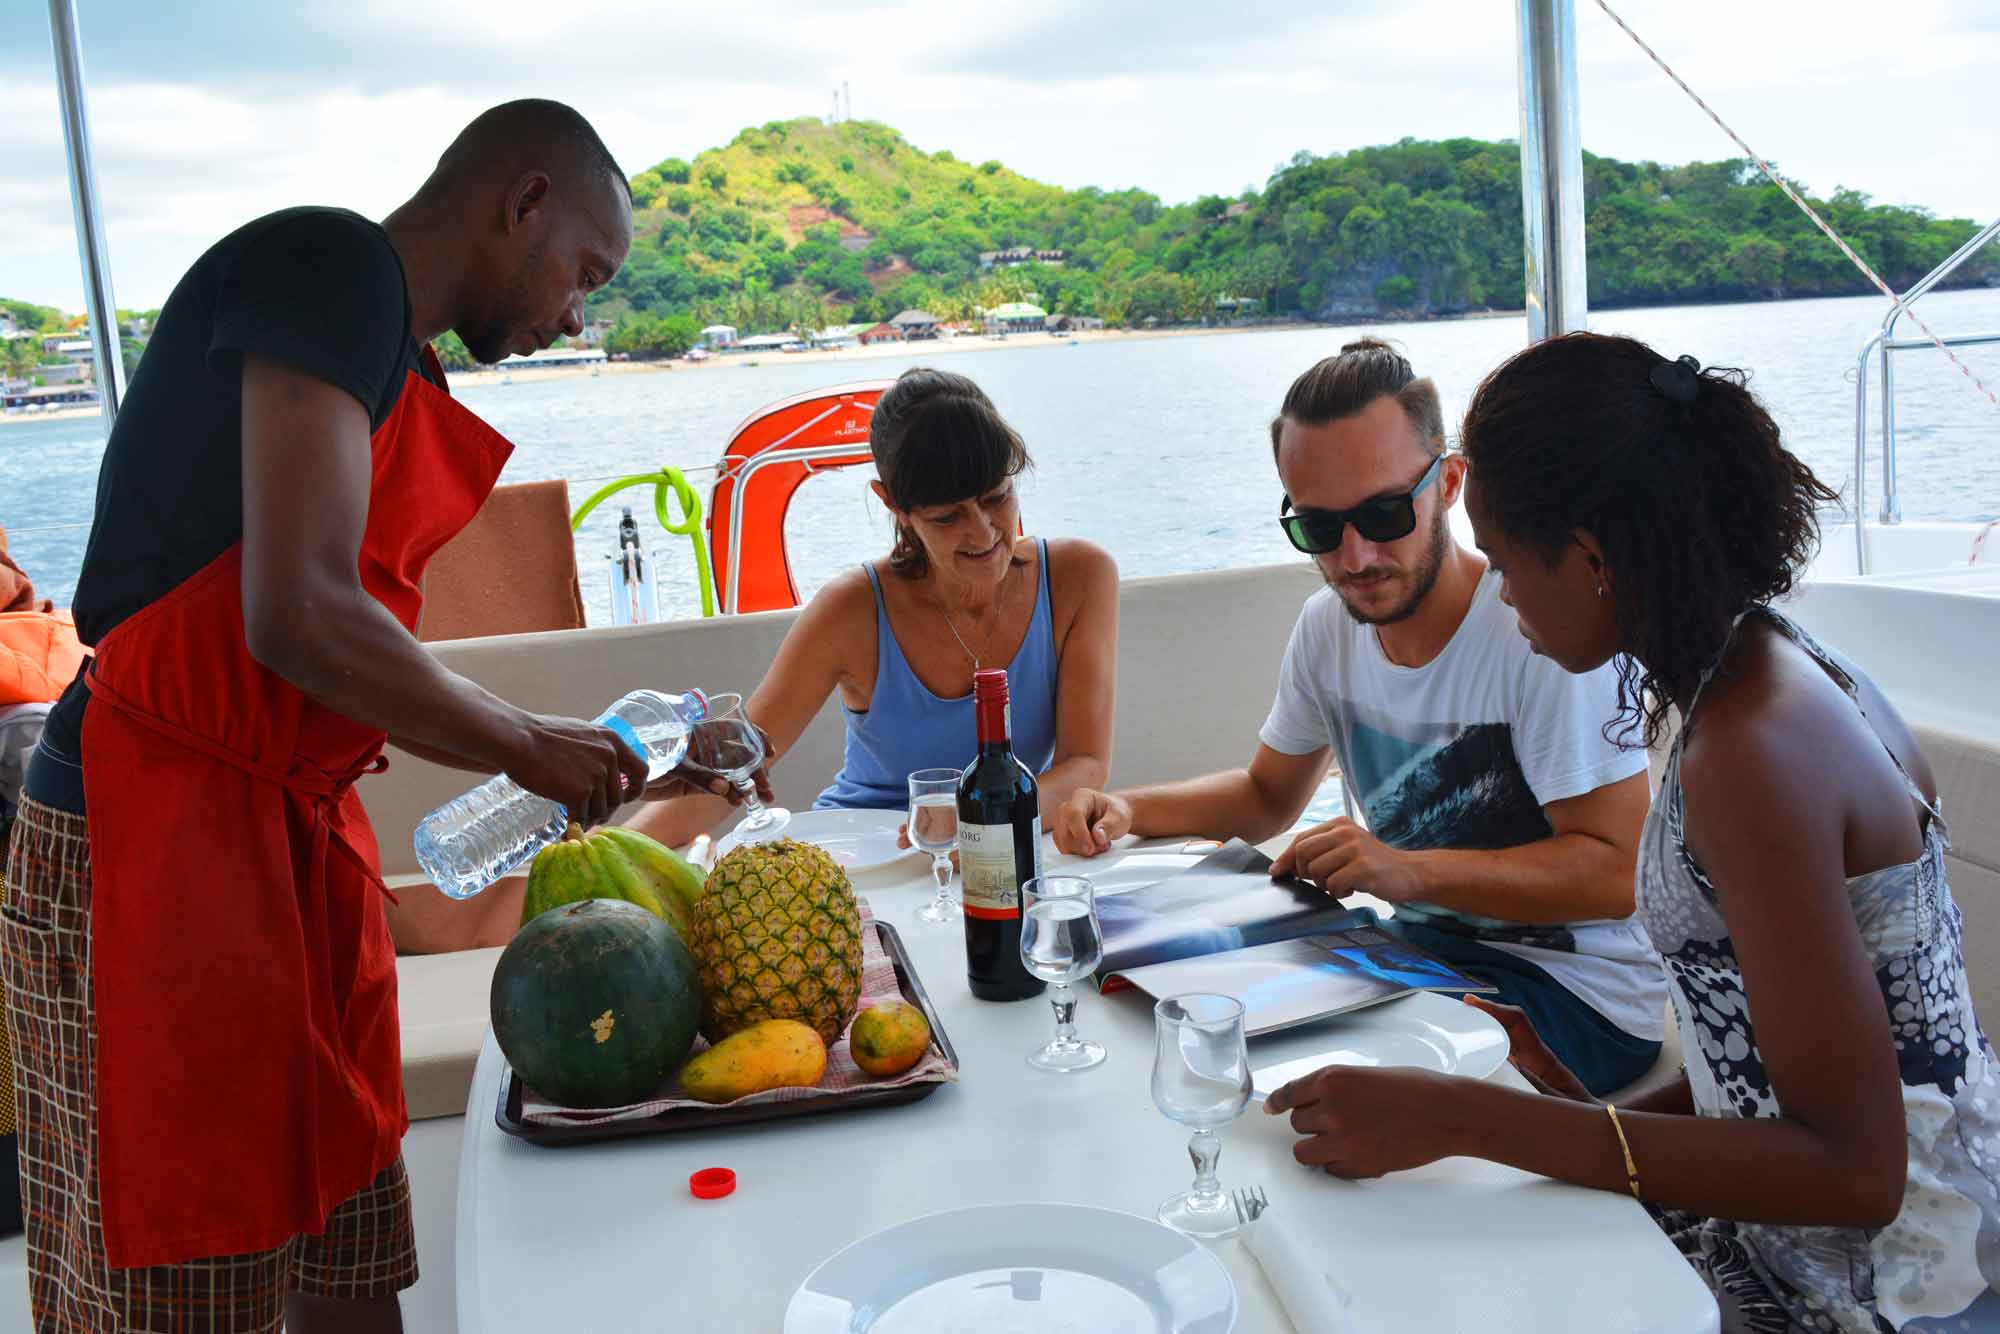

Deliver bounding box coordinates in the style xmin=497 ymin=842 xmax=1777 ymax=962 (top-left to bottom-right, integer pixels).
xmin=1092 ymin=839 xmax=1494 ymax=1037
xmin=1092 ymin=838 xmax=1377 ymax=979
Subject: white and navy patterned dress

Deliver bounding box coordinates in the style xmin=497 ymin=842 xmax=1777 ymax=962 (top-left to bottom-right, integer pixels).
xmin=1638 ymin=610 xmax=2000 ymax=1332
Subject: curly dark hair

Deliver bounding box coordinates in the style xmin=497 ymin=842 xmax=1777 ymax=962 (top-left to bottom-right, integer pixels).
xmin=869 ymin=367 xmax=1032 ymax=579
xmin=1459 ymin=332 xmax=1839 ymax=747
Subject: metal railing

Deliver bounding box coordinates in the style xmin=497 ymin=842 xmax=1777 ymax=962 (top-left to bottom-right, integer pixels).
xmin=47 ymin=0 xmax=123 ymax=427
xmin=1852 ymin=217 xmax=2000 ymax=572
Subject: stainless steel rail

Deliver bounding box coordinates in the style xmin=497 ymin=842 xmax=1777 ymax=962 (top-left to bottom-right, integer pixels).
xmin=46 ymin=0 xmax=124 ymax=428
xmin=1516 ymin=0 xmax=1589 ymax=341
xmin=1851 ymin=217 xmax=2000 ymax=571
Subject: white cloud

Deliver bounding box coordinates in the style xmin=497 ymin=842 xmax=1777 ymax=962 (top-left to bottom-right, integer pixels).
xmin=3 ymin=0 xmax=1994 ymax=309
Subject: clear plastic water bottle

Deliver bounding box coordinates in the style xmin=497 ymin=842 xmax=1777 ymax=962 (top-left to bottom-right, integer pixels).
xmin=412 ymin=688 xmax=709 ymax=899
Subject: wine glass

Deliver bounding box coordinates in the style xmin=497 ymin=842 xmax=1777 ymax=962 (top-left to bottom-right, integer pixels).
xmin=1150 ymin=993 xmax=1251 ymax=1238
xmin=907 ymin=768 xmax=962 ymax=923
xmin=1019 ymin=876 xmax=1106 ymax=1072
xmin=704 ymin=692 xmax=790 ymax=857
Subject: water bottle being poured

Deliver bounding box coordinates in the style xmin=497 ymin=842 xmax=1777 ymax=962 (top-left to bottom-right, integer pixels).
xmin=412 ymin=688 xmax=709 ymax=898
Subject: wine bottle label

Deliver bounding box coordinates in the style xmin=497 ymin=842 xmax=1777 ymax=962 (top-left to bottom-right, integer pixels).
xmin=959 ymin=817 xmax=1040 ymax=919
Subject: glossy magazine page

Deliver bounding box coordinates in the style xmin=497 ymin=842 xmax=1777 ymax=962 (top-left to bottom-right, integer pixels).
xmin=1106 ymin=925 xmax=1495 ymax=1037
xmin=1091 ymin=838 xmax=1376 ymax=983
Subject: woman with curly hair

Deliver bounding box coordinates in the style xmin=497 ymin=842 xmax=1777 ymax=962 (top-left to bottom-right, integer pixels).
xmin=1264 ymin=332 xmax=2000 ymax=1332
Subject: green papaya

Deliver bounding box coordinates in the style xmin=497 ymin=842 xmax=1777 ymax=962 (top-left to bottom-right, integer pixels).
xmin=520 ymin=823 xmax=705 ymax=944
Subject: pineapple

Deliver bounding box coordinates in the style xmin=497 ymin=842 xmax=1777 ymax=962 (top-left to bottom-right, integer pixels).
xmin=690 ymin=839 xmax=863 ymax=1045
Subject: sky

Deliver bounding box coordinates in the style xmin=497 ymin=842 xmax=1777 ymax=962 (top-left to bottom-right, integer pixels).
xmin=3 ymin=0 xmax=1996 ymax=312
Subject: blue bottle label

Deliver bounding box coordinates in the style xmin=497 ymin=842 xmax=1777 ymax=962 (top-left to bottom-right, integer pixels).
xmin=597 ymin=713 xmax=647 ymax=762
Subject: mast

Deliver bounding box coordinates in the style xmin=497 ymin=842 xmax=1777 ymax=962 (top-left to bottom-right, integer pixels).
xmin=1516 ymin=0 xmax=1589 ymax=340
xmin=47 ymin=0 xmax=125 ymax=427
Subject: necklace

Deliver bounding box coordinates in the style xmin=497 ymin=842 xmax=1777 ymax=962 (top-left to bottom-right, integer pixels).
xmin=936 ymin=564 xmax=1013 ymax=668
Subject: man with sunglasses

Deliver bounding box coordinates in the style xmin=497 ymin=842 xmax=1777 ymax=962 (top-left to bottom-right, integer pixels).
xmin=1055 ymin=339 xmax=1663 ymax=1095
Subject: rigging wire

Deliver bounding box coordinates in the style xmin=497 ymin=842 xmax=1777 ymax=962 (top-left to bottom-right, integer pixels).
xmin=1593 ymin=0 xmax=1998 ymax=412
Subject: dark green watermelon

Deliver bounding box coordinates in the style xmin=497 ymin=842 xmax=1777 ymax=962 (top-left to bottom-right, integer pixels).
xmin=491 ymin=898 xmax=702 ymax=1108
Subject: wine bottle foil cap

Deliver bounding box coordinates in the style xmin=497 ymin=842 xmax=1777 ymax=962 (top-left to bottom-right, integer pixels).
xmin=972 ymin=668 xmax=1009 ymax=701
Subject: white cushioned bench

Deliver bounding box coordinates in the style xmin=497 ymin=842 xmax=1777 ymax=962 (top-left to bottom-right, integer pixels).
xmin=397 ymin=945 xmax=503 ymax=1121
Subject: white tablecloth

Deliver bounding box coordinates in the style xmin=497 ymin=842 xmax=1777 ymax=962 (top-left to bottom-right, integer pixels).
xmin=455 ymin=838 xmax=1718 ymax=1333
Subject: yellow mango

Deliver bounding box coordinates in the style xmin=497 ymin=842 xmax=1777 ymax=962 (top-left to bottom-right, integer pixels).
xmin=848 ymin=1001 xmax=931 ymax=1077
xmin=679 ymin=1019 xmax=827 ymax=1104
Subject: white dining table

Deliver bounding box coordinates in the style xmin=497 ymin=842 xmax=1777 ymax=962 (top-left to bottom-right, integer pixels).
xmin=454 ymin=835 xmax=1720 ymax=1333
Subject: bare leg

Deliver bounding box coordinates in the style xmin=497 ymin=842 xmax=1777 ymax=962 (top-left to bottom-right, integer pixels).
xmin=285 ymin=1293 xmax=405 ymax=1334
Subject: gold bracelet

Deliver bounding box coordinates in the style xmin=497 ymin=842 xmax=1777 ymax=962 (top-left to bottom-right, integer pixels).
xmin=1604 ymin=1104 xmax=1642 ymax=1201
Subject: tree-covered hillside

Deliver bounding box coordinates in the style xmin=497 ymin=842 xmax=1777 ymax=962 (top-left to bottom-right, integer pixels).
xmin=12 ymin=121 xmax=1990 ymax=356
xmin=600 ymin=117 xmax=1994 ymax=334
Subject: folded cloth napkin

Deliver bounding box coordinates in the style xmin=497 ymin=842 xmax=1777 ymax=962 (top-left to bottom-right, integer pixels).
xmin=1241 ymin=1211 xmax=1356 ymax=1334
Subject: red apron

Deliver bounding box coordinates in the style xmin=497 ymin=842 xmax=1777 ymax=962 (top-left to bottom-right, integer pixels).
xmin=80 ymin=349 xmax=512 ymax=1267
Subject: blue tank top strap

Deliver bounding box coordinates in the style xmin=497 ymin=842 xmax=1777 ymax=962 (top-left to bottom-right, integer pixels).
xmin=1035 ymin=538 xmax=1054 ymax=623
xmin=861 ymin=559 xmax=892 ymax=682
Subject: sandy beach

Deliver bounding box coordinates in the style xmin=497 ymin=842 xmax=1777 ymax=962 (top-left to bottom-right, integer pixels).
xmin=0 ymin=402 xmax=102 ymax=425
xmin=443 ymin=320 xmax=1318 ymax=390
xmin=0 ymin=323 xmax=1295 ymax=423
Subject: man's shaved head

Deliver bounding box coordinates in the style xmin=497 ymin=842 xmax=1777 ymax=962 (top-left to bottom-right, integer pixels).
xmin=406 ymin=99 xmax=634 ymax=365
xmin=425 ymin=98 xmax=630 ymax=207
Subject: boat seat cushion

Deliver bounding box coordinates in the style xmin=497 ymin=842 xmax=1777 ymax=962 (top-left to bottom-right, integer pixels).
xmin=1947 ymin=856 xmax=2000 ymax=1033
xmin=1908 ymin=725 xmax=2000 ymax=1034
xmin=1915 ymin=724 xmax=2000 ymax=875
xmin=417 ymin=479 xmax=585 ymax=643
xmin=397 ymin=946 xmax=502 ymax=1120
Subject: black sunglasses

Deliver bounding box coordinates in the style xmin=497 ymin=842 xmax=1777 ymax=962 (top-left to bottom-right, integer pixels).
xmin=1279 ymin=454 xmax=1444 ymax=555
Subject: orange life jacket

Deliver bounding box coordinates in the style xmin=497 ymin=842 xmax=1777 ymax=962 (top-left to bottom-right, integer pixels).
xmin=0 ymin=610 xmax=88 ymax=706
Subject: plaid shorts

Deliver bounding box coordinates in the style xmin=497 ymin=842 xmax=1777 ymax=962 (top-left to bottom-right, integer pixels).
xmin=1 ymin=795 xmax=418 ymax=1332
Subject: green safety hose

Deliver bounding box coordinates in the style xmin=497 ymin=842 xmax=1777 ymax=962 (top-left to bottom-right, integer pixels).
xmin=569 ymin=468 xmax=717 ymax=618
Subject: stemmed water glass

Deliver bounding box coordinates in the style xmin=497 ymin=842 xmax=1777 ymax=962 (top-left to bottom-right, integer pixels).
xmin=1150 ymin=993 xmax=1252 ymax=1238
xmin=906 ymin=768 xmax=962 ymax=923
xmin=1019 ymin=876 xmax=1107 ymax=1072
xmin=703 ymin=692 xmax=790 ymax=857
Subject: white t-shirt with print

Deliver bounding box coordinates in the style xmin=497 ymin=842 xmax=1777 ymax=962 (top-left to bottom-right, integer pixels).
xmin=1259 ymin=570 xmax=1665 ymax=1040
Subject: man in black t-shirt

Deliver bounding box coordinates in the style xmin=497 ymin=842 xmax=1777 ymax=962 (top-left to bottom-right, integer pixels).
xmin=2 ymin=100 xmax=723 ymax=1334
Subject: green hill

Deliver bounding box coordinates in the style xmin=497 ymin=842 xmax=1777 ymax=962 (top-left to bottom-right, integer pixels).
xmin=599 ymin=118 xmax=1994 ymax=347
xmin=15 ymin=122 xmax=1990 ymax=362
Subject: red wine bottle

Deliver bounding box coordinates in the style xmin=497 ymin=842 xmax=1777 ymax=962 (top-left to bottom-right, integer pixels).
xmin=957 ymin=668 xmax=1047 ymax=1001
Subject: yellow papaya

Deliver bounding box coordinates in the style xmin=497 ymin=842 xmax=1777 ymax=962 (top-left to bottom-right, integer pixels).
xmin=679 ymin=1018 xmax=827 ymax=1103
xmin=848 ymin=1001 xmax=931 ymax=1077
xmin=592 ymin=826 xmax=706 ymax=928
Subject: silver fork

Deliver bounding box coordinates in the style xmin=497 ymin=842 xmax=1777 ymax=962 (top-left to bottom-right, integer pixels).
xmin=1230 ymin=1184 xmax=1270 ymax=1224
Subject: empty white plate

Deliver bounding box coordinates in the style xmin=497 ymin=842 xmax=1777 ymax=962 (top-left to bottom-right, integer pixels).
xmin=1248 ymin=991 xmax=1510 ymax=1101
xmin=776 ymin=807 xmax=914 ymax=870
xmin=784 ymin=1203 xmax=1237 ymax=1333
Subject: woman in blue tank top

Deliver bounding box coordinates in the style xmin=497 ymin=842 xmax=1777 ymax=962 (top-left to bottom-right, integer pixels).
xmin=627 ymin=367 xmax=1119 ymax=842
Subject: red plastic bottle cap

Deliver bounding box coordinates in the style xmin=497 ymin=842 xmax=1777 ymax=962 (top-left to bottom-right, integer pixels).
xmin=688 ymin=1167 xmax=736 ymax=1199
